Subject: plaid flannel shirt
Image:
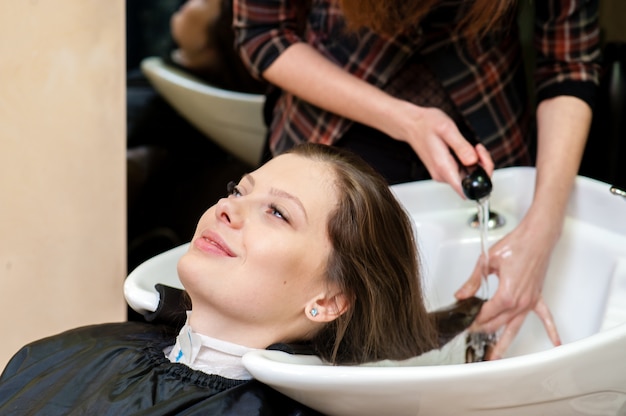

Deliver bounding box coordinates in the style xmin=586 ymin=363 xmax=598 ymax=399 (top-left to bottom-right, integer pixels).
xmin=234 ymin=0 xmax=601 ymax=167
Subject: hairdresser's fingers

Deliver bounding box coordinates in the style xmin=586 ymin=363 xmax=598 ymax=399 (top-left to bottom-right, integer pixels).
xmin=438 ymin=151 xmax=466 ymax=198
xmin=441 ymin=125 xmax=478 ymax=168
xmin=534 ymin=297 xmax=562 ymax=347
xmin=475 ymin=144 xmax=494 ymax=176
xmin=455 ymin=256 xmax=485 ymax=300
xmin=487 ymin=313 xmax=525 ymax=360
xmin=428 ymin=122 xmax=469 ymax=196
xmin=404 ymin=106 xmax=479 ymax=197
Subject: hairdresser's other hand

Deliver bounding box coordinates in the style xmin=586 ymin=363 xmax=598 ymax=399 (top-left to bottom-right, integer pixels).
xmin=454 ymin=214 xmax=562 ymax=359
xmin=170 ymin=0 xmax=220 ymax=69
xmin=394 ymin=103 xmax=494 ymax=197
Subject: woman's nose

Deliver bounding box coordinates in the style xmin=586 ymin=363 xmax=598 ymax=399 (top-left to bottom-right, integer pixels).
xmin=215 ymin=197 xmax=244 ymax=228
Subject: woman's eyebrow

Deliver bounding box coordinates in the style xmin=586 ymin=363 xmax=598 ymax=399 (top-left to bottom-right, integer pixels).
xmin=269 ymin=187 xmax=308 ymax=222
xmin=243 ymin=173 xmax=308 ymax=222
xmin=242 ymin=173 xmax=254 ymax=186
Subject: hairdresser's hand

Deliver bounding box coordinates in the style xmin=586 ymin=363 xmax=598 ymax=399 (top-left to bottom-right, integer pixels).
xmin=455 ymin=214 xmax=562 ymax=360
xmin=396 ymin=105 xmax=494 ymax=198
xmin=170 ymin=0 xmax=218 ymax=70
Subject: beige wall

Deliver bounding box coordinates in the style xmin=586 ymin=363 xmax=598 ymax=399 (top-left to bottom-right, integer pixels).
xmin=0 ymin=2 xmax=126 ymax=369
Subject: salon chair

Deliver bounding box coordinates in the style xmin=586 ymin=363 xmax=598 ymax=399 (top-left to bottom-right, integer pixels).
xmin=140 ymin=56 xmax=267 ymax=167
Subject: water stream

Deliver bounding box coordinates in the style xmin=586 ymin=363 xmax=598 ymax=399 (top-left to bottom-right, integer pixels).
xmin=477 ymin=197 xmax=490 ymax=299
xmin=464 ymin=197 xmax=499 ymax=362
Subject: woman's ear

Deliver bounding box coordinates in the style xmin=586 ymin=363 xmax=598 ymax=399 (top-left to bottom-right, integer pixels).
xmin=306 ymin=291 xmax=349 ymax=323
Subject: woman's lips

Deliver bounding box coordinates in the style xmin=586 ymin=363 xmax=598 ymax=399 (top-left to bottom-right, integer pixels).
xmin=195 ymin=232 xmax=235 ymax=257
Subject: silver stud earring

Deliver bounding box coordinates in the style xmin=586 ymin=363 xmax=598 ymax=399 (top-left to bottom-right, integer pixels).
xmin=310 ymin=308 xmax=318 ymax=317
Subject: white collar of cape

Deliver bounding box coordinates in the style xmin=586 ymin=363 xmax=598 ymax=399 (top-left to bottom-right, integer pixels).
xmin=165 ymin=311 xmax=259 ymax=380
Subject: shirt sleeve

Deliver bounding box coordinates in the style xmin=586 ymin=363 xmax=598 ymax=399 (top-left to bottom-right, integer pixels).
xmin=533 ymin=0 xmax=602 ymax=108
xmin=233 ymin=0 xmax=305 ymax=79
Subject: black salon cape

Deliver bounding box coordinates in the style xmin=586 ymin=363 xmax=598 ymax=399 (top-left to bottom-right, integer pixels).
xmin=0 ymin=321 xmax=324 ymax=415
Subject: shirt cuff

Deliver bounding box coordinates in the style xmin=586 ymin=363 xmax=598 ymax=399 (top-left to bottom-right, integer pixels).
xmin=536 ymin=80 xmax=599 ymax=110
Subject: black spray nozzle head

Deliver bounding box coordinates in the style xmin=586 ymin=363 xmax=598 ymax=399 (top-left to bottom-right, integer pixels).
xmin=461 ymin=164 xmax=492 ymax=201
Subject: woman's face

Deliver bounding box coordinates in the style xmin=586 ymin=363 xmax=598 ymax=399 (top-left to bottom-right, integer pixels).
xmin=177 ymin=153 xmax=341 ymax=347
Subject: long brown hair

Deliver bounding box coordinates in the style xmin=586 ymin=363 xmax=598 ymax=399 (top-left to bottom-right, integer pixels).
xmin=286 ymin=144 xmax=438 ymax=364
xmin=338 ymin=0 xmax=517 ymax=38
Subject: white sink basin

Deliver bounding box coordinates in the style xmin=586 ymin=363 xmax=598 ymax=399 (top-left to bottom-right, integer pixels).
xmin=394 ymin=167 xmax=626 ymax=354
xmin=242 ymin=167 xmax=626 ymax=415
